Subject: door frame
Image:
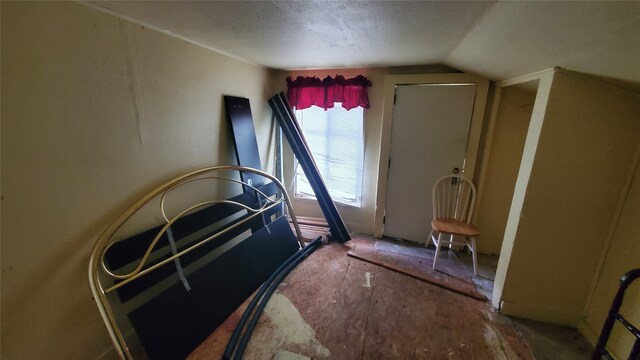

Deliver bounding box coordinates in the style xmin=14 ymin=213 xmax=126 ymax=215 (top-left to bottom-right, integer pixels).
xmin=373 ymin=73 xmax=489 ymax=238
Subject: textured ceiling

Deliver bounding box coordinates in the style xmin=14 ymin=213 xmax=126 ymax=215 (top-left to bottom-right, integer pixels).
xmin=91 ymin=1 xmax=640 ymax=86
xmin=447 ymin=1 xmax=640 ymax=87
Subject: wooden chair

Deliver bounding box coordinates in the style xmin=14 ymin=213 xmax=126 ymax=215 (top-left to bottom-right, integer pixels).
xmin=428 ymin=175 xmax=480 ymax=276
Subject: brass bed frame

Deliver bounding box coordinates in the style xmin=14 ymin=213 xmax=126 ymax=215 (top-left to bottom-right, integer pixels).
xmin=88 ymin=165 xmax=305 ymax=359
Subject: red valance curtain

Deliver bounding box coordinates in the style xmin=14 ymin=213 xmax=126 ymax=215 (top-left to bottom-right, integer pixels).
xmin=286 ymin=75 xmax=372 ymax=111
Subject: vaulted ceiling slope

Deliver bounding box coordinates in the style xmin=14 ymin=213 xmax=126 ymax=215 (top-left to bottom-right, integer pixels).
xmin=91 ymin=1 xmax=640 ymax=87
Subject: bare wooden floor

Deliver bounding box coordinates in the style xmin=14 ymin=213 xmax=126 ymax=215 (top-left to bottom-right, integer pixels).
xmin=190 ymin=235 xmax=534 ymax=359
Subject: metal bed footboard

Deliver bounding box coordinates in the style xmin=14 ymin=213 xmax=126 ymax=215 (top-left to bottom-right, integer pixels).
xmin=592 ymin=268 xmax=640 ymax=360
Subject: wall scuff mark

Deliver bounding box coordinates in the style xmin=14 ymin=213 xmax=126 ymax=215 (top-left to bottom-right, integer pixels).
xmin=120 ymin=20 xmax=145 ymax=144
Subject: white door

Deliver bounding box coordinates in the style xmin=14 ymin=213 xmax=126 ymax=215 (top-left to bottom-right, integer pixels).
xmin=383 ymin=84 xmax=476 ymax=243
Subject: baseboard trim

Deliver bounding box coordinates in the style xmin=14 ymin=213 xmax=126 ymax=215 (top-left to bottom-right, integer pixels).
xmin=500 ymin=299 xmax=582 ymax=326
xmin=94 ymin=329 xmax=139 ymax=360
xmin=578 ymin=319 xmax=599 ymax=346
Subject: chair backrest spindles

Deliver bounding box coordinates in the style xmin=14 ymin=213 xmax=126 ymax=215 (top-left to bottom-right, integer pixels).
xmin=431 ymin=175 xmax=477 ymax=223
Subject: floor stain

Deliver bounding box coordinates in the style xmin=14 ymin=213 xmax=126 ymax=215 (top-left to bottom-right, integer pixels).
xmin=265 ymin=292 xmax=331 ymax=358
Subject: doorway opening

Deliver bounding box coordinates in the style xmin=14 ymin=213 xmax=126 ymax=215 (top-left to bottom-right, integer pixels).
xmin=477 ymin=80 xmax=540 ymax=255
xmin=469 ymin=78 xmax=541 ymax=297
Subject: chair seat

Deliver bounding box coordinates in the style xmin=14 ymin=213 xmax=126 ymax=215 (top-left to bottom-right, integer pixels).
xmin=431 ymin=218 xmax=480 ymax=237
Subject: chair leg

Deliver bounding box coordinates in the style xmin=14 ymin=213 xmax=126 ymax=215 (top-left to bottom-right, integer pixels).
xmin=433 ymin=232 xmax=443 ymax=270
xmin=426 ymin=228 xmax=434 ymax=248
xmin=470 ymin=237 xmax=477 ymax=276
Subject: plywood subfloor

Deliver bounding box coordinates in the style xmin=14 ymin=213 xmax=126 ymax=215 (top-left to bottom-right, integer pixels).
xmin=190 ymin=234 xmax=534 ymax=360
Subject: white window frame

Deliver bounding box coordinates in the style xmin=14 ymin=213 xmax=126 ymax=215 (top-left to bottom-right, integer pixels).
xmin=294 ymin=103 xmax=364 ymax=208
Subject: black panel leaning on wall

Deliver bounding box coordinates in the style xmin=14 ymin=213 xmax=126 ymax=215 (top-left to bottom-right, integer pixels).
xmin=224 ymin=95 xmax=265 ymax=188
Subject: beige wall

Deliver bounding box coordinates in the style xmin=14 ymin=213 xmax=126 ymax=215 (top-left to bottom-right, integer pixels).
xmin=8 ymin=4 xmax=639 ymax=359
xmin=580 ymin=159 xmax=640 ymax=358
xmin=495 ymin=70 xmax=640 ymax=325
xmin=273 ymin=66 xmax=458 ymax=234
xmin=1 ymin=2 xmax=274 ymax=359
xmin=476 ymin=86 xmax=535 ymax=254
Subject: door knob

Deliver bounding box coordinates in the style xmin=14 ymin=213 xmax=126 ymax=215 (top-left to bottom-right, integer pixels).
xmin=452 ymin=167 xmax=460 ymax=174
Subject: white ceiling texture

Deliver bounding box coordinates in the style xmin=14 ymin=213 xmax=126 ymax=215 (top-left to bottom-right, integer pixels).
xmin=92 ymin=1 xmax=640 ymax=88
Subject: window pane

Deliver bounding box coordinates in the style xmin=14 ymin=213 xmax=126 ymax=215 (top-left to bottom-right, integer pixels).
xmin=294 ymin=103 xmax=364 ymax=207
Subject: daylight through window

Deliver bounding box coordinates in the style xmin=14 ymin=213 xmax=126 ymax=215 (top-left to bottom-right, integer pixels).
xmin=295 ymin=103 xmax=364 ymax=207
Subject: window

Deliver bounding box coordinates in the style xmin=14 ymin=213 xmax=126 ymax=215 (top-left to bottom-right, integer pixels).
xmin=294 ymin=103 xmax=364 ymax=207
